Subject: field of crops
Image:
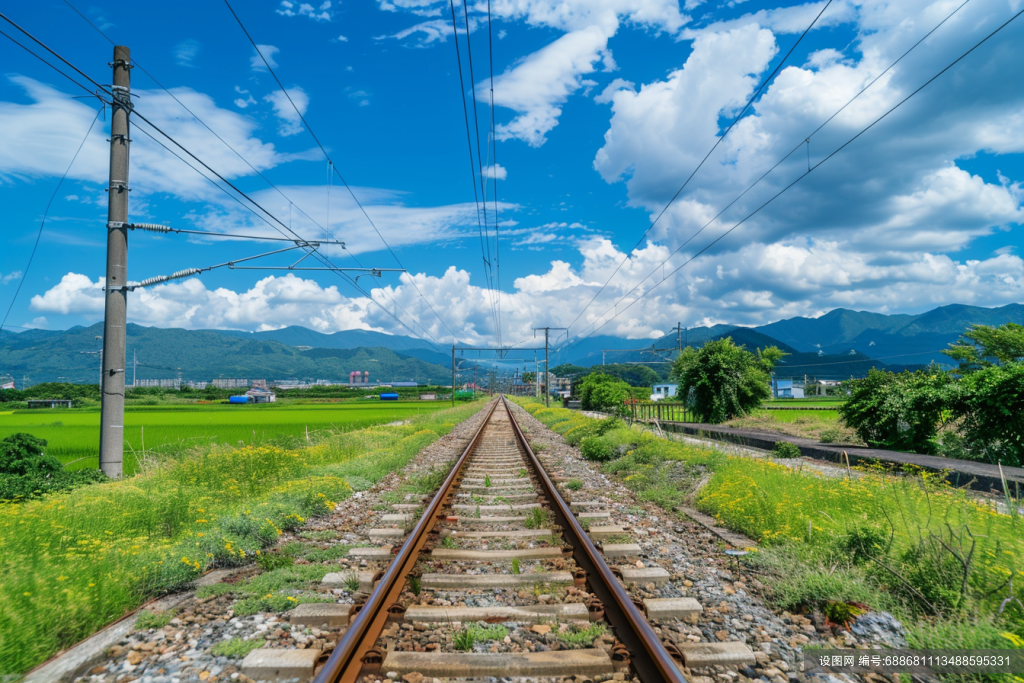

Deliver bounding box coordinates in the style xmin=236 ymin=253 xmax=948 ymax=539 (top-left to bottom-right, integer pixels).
xmin=0 ymin=401 xmax=449 ymax=473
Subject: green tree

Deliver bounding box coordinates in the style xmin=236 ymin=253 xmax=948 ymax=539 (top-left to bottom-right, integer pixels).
xmin=948 ymin=363 xmax=1024 ymax=466
xmin=944 ymin=323 xmax=1024 ymax=371
xmin=577 ymin=373 xmax=632 ymax=414
xmin=670 ymin=338 xmax=786 ymax=423
xmin=837 ymin=368 xmax=952 ymax=454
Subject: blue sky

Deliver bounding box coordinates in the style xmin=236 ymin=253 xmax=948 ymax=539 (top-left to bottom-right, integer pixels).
xmin=1 ymin=0 xmax=1022 ymax=348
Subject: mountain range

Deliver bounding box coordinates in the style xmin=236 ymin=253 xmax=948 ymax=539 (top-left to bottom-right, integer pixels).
xmin=2 ymin=303 xmax=1020 ymax=384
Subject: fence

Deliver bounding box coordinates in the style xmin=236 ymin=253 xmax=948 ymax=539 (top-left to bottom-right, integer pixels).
xmin=630 ymin=401 xmax=693 ymax=424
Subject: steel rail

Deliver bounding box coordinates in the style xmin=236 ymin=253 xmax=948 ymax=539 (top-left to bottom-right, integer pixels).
xmin=501 ymin=395 xmax=688 ymax=683
xmin=313 ymin=398 xmax=500 ymax=683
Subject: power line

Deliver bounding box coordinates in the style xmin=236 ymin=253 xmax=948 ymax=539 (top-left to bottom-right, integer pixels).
xmin=573 ymin=4 xmax=1024 ymax=343
xmin=60 ymin=1 xmax=443 ymax=349
xmin=485 ymin=0 xmax=503 ymax=350
xmin=569 ymin=0 xmax=978 ymax=342
xmin=0 ymin=16 xmax=445 ymax=350
xmin=448 ymin=0 xmax=501 ymax=345
xmin=221 ymin=0 xmax=460 ymax=343
xmin=567 ymin=0 xmax=835 ymax=332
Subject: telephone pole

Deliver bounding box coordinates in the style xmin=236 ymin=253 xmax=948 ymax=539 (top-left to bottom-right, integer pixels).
xmin=99 ymin=45 xmax=131 ymax=480
xmin=533 ymin=326 xmax=567 ymax=408
xmin=451 ymin=344 xmax=455 ymax=406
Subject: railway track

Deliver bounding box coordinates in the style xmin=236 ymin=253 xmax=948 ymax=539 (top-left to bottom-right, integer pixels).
xmin=306 ymin=397 xmax=742 ymax=683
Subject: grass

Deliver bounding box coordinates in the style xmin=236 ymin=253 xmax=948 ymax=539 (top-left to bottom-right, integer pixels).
xmin=0 ymin=401 xmax=450 ymax=474
xmin=0 ymin=400 xmax=485 ymax=675
xmin=558 ymin=622 xmax=606 ymax=648
xmin=453 ymin=623 xmax=509 ymax=650
xmin=725 ymin=408 xmax=860 ymax=443
xmin=210 ymin=638 xmax=263 ymax=658
xmin=134 ymin=609 xmax=175 ymax=630
xmin=523 ymin=507 xmax=550 ymax=530
xmin=513 ymin=396 xmax=1024 ymax=659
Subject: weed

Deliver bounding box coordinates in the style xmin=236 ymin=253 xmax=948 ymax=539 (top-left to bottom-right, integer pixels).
xmin=485 ymin=475 xmax=492 ymax=488
xmin=135 ymin=610 xmax=174 ymax=630
xmin=210 ymin=638 xmax=263 ymax=658
xmin=408 ymin=576 xmax=421 ymax=596
xmin=257 ymin=551 xmax=295 ymax=571
xmin=517 ymin=469 xmax=528 ymax=478
xmin=771 ymin=442 xmax=802 ymax=459
xmin=345 ymin=574 xmax=360 ymax=592
xmin=818 ymin=427 xmax=842 ymax=444
xmin=566 ymin=478 xmax=583 ymax=491
xmin=524 ymin=507 xmax=550 ymax=530
xmin=454 ymin=622 xmax=509 ymax=650
xmin=453 ymin=628 xmax=476 ymax=651
xmin=512 ymin=557 xmax=521 ymax=575
xmin=441 ymin=536 xmax=458 ymax=549
xmin=558 ymin=622 xmax=606 ymax=648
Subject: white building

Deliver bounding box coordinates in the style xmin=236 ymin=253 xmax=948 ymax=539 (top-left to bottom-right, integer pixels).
xmin=650 ymin=383 xmax=678 ymax=401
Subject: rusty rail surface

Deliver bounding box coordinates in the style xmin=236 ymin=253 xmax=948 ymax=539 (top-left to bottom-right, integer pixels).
xmin=312 ymin=398 xmax=500 ymax=683
xmin=314 ymin=395 xmax=686 ymax=683
xmin=501 ymin=396 xmax=686 ymax=683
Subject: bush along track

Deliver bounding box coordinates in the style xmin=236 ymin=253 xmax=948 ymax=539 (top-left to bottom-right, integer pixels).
xmin=0 ymin=401 xmax=486 ymax=677
xmin=511 ymin=398 xmax=1024 ymax=678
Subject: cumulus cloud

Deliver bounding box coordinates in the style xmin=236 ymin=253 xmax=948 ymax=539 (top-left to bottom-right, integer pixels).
xmin=481 ymin=164 xmax=507 ymax=180
xmin=263 ymin=87 xmax=310 ymax=136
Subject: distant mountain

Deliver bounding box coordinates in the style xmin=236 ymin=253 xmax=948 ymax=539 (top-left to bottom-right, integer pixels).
xmin=0 ymin=323 xmax=452 ymax=384
xmin=4 ymin=303 xmax=1020 ymax=384
xmin=752 ymin=303 xmax=1024 ymax=366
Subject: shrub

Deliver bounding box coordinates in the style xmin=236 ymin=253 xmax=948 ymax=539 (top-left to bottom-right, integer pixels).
xmin=580 ymin=436 xmax=615 ymax=462
xmin=577 ymin=374 xmax=631 ymax=414
xmin=840 ymin=525 xmax=889 ymax=563
xmin=771 ymin=442 xmax=802 ymax=459
xmin=0 ymin=433 xmax=107 ymax=501
xmin=950 ymin=363 xmax=1024 ymax=466
xmin=670 ymin=338 xmax=786 ymax=423
xmin=818 ymin=427 xmax=841 ymax=444
xmin=837 ymin=368 xmax=951 ymax=454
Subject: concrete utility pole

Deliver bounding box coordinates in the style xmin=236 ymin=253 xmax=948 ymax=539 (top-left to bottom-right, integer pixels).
xmin=677 ymin=323 xmax=682 ymax=353
xmin=533 ymin=326 xmax=567 ymax=408
xmin=99 ymin=45 xmax=131 ymax=479
xmin=451 ymin=344 xmax=455 ymax=406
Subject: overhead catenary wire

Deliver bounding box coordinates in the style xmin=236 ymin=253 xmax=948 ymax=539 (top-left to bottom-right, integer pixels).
xmin=448 ymin=0 xmax=502 ymax=345
xmin=567 ymin=0 xmax=835 ymax=332
xmin=59 ymin=1 xmax=443 ymax=349
xmin=485 ymin=0 xmax=503 ymax=350
xmin=573 ymin=4 xmax=1024 ymax=343
xmin=570 ymin=0 xmax=978 ymax=343
xmin=0 ymin=15 xmax=446 ymax=350
xmin=221 ymin=0 xmax=460 ymax=344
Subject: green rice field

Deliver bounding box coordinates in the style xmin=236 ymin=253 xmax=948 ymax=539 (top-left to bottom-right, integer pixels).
xmin=0 ymin=401 xmax=449 ymax=474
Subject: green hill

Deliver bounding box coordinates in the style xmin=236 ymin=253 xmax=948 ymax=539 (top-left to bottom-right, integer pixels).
xmin=0 ymin=323 xmax=452 ymax=384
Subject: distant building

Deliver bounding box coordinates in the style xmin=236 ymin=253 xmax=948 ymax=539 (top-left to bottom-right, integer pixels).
xmin=28 ymin=399 xmax=72 ymax=409
xmin=650 ymin=383 xmax=678 ymax=401
xmin=245 ymin=387 xmax=276 ymax=403
xmin=136 ymin=378 xmax=181 ymax=389
xmin=419 ymin=393 xmax=437 ymax=400
xmin=772 ymin=379 xmax=804 ymax=399
xmin=212 ymin=378 xmax=250 ymax=389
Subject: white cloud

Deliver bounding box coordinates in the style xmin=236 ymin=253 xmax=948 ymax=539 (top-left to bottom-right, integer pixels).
xmin=174 ymin=39 xmax=200 ymax=67
xmin=277 ymin=1 xmax=333 ymax=21
xmin=251 ymin=45 xmax=280 ymax=70
xmin=493 ymin=26 xmax=615 ymax=147
xmin=0 ymin=76 xmax=308 ymax=202
xmin=481 ymin=164 xmax=507 ymax=180
xmin=263 ymin=87 xmax=310 ymax=136
xmin=233 ymin=86 xmax=257 ymax=109
xmin=2 ymin=271 xmax=22 ymax=284
xmin=337 ymin=34 xmax=349 ymax=42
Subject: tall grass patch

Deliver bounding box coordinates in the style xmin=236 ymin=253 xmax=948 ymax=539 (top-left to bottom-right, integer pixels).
xmin=0 ymin=401 xmax=483 ymax=675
